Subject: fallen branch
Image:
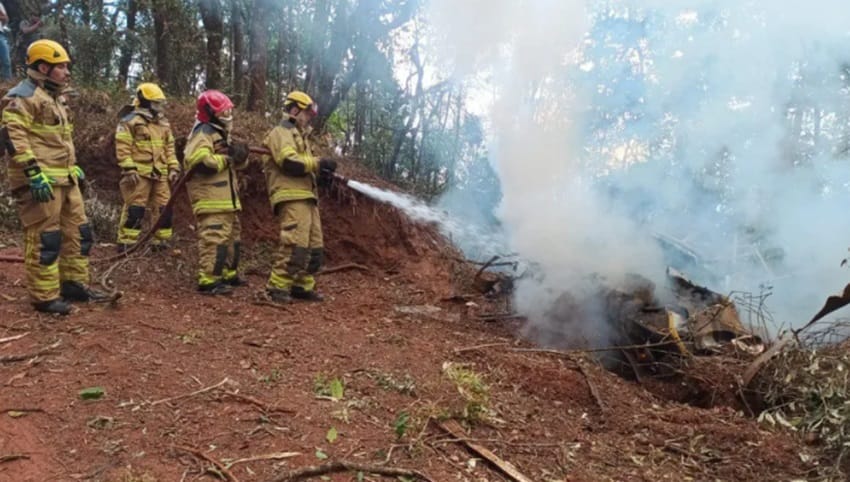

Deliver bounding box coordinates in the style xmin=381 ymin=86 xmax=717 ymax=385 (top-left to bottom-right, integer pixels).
xmin=0 ymin=333 xmax=29 ymax=345
xmin=0 ymin=454 xmax=29 ymax=464
xmin=0 ymin=255 xmax=24 ymax=263
xmin=151 ymin=377 xmax=232 ymax=406
xmin=318 ymin=263 xmax=371 ymax=275
xmin=474 ymin=255 xmax=500 ymax=281
xmin=438 ymin=420 xmax=534 ymax=482
xmin=175 ymin=445 xmax=238 ymax=482
xmin=0 ymin=340 xmax=61 ymax=364
xmin=267 ymin=460 xmax=434 ymax=482
xmin=224 ymin=451 xmax=300 ymax=469
xmin=575 ymin=361 xmax=607 ymax=413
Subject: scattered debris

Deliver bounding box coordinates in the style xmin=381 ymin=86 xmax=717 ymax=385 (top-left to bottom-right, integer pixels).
xmin=438 ymin=420 xmax=534 ymax=482
xmin=150 ymin=377 xmax=232 ymax=406
xmin=267 ymin=460 xmax=435 ymax=482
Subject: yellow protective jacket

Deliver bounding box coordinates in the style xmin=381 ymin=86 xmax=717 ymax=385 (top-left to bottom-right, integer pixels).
xmin=114 ymin=107 xmax=178 ymax=179
xmin=261 ymin=118 xmax=319 ymax=207
xmin=183 ymin=122 xmax=241 ymax=215
xmin=1 ymin=70 xmax=77 ymax=191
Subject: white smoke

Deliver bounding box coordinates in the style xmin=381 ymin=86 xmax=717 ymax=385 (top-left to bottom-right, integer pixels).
xmin=428 ymin=0 xmax=850 ymax=342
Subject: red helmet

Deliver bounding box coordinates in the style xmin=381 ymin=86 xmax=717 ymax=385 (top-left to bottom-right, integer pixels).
xmin=196 ymin=90 xmax=234 ymax=123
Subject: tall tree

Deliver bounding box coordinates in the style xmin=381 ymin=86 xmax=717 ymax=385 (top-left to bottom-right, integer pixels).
xmin=246 ymin=0 xmax=273 ymax=111
xmin=117 ymin=0 xmax=138 ymax=87
xmin=199 ymin=0 xmax=223 ymax=89
xmin=151 ymin=0 xmax=170 ymax=86
xmin=230 ymin=0 xmax=245 ymax=101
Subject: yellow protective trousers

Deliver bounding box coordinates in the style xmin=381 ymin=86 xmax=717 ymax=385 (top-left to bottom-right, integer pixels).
xmin=267 ymin=199 xmax=323 ymax=292
xmin=116 ymin=176 xmax=172 ymax=245
xmin=17 ymin=184 xmax=92 ymax=303
xmin=196 ymin=212 xmax=241 ymax=287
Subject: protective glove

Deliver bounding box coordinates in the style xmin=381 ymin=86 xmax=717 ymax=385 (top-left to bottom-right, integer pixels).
xmin=72 ymin=165 xmax=84 ymax=181
xmin=23 ymin=163 xmax=54 ymax=203
xmin=318 ymin=158 xmax=337 ymax=176
xmin=317 ymin=158 xmax=337 ymax=188
xmin=167 ymin=169 xmax=180 ymax=183
xmin=228 ymin=142 xmax=250 ymax=165
xmin=122 ymin=168 xmax=140 ymax=187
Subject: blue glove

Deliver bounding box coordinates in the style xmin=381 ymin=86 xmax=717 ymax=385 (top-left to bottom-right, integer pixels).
xmin=72 ymin=165 xmax=84 ymax=181
xmin=23 ymin=163 xmax=54 ymax=203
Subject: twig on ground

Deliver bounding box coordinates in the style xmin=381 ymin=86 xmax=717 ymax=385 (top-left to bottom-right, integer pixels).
xmin=151 ymin=377 xmax=232 ymax=406
xmin=268 ymin=460 xmax=434 ymax=482
xmin=224 ymin=452 xmax=300 ymax=469
xmin=454 ymin=342 xmax=511 ymax=354
xmin=0 ymin=340 xmax=61 ymax=364
xmin=0 ymin=332 xmax=29 ymax=345
xmin=0 ymin=407 xmax=45 ymax=414
xmin=318 ymin=263 xmax=371 ymax=275
xmin=251 ymin=300 xmax=296 ymax=314
xmin=0 ymin=454 xmax=29 ymax=464
xmin=437 ymin=420 xmax=534 ymax=482
xmin=0 ymin=255 xmax=24 ymax=263
xmin=175 ymin=445 xmax=238 ymax=482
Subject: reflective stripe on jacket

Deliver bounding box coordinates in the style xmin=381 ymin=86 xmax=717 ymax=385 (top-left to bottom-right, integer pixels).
xmin=115 ymin=108 xmax=178 ymax=178
xmin=1 ymin=74 xmax=76 ymax=190
xmin=261 ymin=119 xmax=318 ymax=206
xmin=183 ymin=122 xmax=241 ymax=215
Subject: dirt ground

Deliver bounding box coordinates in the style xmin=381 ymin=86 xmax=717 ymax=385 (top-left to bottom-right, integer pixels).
xmin=0 ymin=92 xmax=827 ymax=481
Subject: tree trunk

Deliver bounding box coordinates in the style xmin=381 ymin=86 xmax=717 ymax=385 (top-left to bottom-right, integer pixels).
xmin=117 ymin=0 xmax=138 ymax=87
xmin=151 ymin=0 xmax=169 ymax=86
xmin=199 ymin=0 xmax=224 ymax=89
xmin=231 ymin=0 xmax=244 ymax=102
xmin=246 ymin=0 xmax=272 ymax=112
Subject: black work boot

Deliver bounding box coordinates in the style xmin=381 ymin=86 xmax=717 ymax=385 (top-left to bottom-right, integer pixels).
xmin=33 ymin=298 xmax=72 ymax=315
xmin=266 ymin=288 xmax=291 ymax=304
xmin=291 ymin=286 xmax=324 ymax=302
xmin=61 ymin=281 xmax=111 ymax=302
xmin=224 ymin=276 xmax=249 ymax=287
xmin=198 ymin=281 xmax=233 ymax=296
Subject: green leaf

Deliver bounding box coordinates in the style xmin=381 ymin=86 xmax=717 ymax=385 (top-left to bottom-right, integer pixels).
xmin=79 ymin=387 xmax=105 ymax=400
xmin=326 ymin=427 xmax=338 ymax=444
xmin=394 ymin=411 xmax=410 ymax=439
xmin=356 ymin=472 xmax=365 ymax=482
xmin=315 ymin=449 xmax=328 ymax=460
xmin=329 ymin=378 xmax=344 ymax=401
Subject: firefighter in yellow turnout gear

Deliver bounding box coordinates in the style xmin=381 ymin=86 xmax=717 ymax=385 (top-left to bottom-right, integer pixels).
xmin=262 ymin=91 xmax=337 ymax=303
xmin=183 ymin=90 xmax=249 ymax=295
xmin=1 ymin=40 xmax=107 ymax=315
xmin=114 ymin=83 xmax=179 ymax=251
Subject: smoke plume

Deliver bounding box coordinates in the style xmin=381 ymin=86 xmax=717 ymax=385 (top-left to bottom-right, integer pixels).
xmin=428 ymin=0 xmax=850 ymax=343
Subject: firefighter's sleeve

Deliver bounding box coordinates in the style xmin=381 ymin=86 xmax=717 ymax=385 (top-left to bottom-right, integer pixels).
xmin=2 ymin=98 xmax=36 ymax=166
xmin=265 ymin=127 xmax=318 ymax=176
xmin=184 ymin=131 xmax=227 ymax=173
xmin=165 ymin=127 xmax=179 ymax=172
xmin=115 ymin=121 xmax=136 ymax=170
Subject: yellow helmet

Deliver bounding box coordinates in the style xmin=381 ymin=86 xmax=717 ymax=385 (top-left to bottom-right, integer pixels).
xmin=285 ymin=91 xmax=317 ymax=114
xmin=27 ymin=39 xmax=71 ymax=66
xmin=134 ymin=82 xmax=166 ymax=106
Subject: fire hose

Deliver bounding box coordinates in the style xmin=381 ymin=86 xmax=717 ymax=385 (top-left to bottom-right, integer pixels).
xmin=0 ymin=144 xmax=348 ymax=265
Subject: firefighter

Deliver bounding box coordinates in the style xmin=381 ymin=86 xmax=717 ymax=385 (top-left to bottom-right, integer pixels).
xmin=114 ymin=82 xmax=179 ymax=251
xmin=182 ymin=90 xmax=249 ymax=295
xmin=261 ymin=91 xmax=337 ymax=303
xmin=1 ymin=39 xmax=107 ymax=315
